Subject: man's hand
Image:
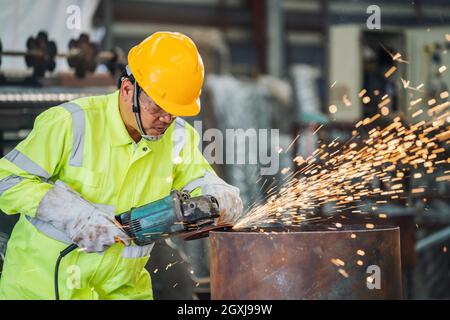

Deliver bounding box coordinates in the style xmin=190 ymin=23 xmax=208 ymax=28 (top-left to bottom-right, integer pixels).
xmin=69 ymin=204 xmax=131 ymax=252
xmin=200 ymin=173 xmax=244 ymax=225
xmin=36 ymin=181 xmax=130 ymax=253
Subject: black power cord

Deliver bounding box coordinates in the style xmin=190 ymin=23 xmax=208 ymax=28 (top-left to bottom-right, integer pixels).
xmin=54 ymin=243 xmax=78 ymax=300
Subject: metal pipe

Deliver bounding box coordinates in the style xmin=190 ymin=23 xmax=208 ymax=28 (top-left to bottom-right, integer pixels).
xmin=210 ymin=225 xmax=402 ymax=299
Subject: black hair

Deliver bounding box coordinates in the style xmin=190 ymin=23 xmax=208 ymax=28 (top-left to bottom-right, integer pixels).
xmin=117 ymin=68 xmax=136 ymax=88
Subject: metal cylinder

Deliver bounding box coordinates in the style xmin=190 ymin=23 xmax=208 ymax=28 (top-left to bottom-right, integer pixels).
xmin=209 ymin=225 xmax=402 ymax=299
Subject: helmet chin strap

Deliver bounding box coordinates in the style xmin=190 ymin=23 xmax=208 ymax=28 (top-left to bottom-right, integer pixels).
xmin=132 ymin=81 xmax=163 ymax=141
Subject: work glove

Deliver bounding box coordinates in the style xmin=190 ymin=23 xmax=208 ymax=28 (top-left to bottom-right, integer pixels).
xmin=200 ymin=172 xmax=244 ymax=225
xmin=36 ymin=180 xmax=131 ymax=253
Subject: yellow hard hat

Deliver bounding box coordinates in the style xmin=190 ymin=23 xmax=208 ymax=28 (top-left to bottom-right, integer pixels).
xmin=127 ymin=32 xmax=204 ymax=116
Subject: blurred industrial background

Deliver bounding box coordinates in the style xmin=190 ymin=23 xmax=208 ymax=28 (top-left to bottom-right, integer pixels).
xmin=0 ymin=0 xmax=449 ymax=299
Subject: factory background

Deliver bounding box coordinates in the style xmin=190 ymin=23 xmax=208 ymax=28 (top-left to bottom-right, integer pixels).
xmin=0 ymin=0 xmax=449 ymax=300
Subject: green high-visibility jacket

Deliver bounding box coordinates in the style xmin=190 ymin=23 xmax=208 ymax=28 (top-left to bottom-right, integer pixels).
xmin=0 ymin=90 xmax=213 ymax=299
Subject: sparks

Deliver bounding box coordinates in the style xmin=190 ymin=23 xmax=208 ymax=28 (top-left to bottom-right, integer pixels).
xmin=232 ymin=58 xmax=449 ymax=232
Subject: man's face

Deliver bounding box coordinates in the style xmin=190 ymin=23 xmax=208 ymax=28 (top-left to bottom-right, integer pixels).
xmin=136 ymin=89 xmax=175 ymax=136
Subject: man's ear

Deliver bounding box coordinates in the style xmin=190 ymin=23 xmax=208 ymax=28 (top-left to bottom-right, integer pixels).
xmin=120 ymin=79 xmax=134 ymax=103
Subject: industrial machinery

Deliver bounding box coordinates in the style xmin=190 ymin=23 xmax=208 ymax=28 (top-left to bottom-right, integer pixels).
xmin=0 ymin=31 xmax=126 ymax=79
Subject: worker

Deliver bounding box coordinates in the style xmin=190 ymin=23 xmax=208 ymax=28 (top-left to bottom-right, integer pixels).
xmin=0 ymin=32 xmax=243 ymax=299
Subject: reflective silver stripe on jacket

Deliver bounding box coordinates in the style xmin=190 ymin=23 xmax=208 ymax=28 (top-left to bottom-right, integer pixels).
xmin=4 ymin=149 xmax=50 ymax=180
xmin=26 ymin=216 xmax=154 ymax=258
xmin=62 ymin=102 xmax=85 ymax=167
xmin=172 ymin=118 xmax=187 ymax=162
xmin=0 ymin=175 xmax=23 ymax=196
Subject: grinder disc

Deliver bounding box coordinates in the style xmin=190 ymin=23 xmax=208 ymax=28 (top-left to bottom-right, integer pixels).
xmin=181 ymin=224 xmax=233 ymax=241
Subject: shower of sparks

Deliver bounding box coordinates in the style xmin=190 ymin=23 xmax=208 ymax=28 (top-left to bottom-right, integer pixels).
xmin=285 ymin=134 xmax=300 ymax=152
xmin=338 ymin=268 xmax=349 ymax=278
xmin=331 ymin=258 xmax=345 ymax=267
xmin=313 ymin=124 xmax=324 ymax=135
xmin=367 ymin=275 xmax=376 ymax=284
xmin=329 ymin=105 xmax=338 ymax=114
xmin=362 ymin=96 xmax=371 ymax=104
xmin=234 ymin=84 xmax=450 ymax=230
xmin=401 ymin=78 xmax=410 ymax=88
xmin=380 ymin=43 xmax=409 ymax=64
xmin=384 ymin=66 xmax=397 ymax=78
xmin=343 ymin=95 xmax=352 ymax=107
xmin=436 ymin=175 xmax=450 ymax=182
xmin=165 ymin=261 xmax=180 ymax=271
xmin=401 ymin=79 xmax=425 ymax=92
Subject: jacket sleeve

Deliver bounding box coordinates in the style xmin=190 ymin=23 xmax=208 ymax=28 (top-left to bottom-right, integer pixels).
xmin=172 ymin=122 xmax=215 ymax=197
xmin=0 ymin=106 xmax=72 ymax=217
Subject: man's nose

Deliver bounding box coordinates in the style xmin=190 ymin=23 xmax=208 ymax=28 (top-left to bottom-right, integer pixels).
xmin=159 ymin=114 xmax=173 ymax=124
